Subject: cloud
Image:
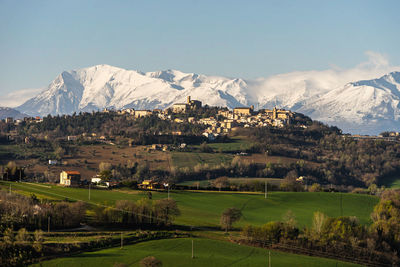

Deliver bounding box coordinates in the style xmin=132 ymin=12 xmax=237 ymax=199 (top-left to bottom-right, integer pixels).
xmin=251 ymin=51 xmax=400 ymax=108
xmin=361 ymin=51 xmax=390 ymax=69
xmin=0 ymin=88 xmax=42 ymax=108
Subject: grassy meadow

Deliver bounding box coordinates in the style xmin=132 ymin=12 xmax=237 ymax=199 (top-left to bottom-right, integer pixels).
xmin=0 ymin=181 xmax=378 ymax=228
xmin=32 ymin=238 xmax=361 ymax=267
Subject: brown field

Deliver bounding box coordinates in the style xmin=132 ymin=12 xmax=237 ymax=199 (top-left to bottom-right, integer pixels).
xmin=12 ymin=144 xmax=172 ymax=181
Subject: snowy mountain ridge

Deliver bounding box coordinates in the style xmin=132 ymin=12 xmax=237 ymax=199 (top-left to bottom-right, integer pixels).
xmin=15 ymin=64 xmax=400 ymax=134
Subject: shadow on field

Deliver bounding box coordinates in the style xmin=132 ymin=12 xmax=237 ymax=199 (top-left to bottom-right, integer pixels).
xmin=71 ymin=253 xmax=119 ymax=258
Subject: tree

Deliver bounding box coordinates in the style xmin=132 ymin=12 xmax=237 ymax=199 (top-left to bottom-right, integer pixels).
xmin=213 ymin=177 xmax=230 ymax=191
xmin=220 ymin=207 xmax=242 ymax=232
xmin=15 ymin=228 xmax=30 ymax=243
xmin=3 ymin=228 xmax=14 ymax=244
xmin=199 ymin=142 xmax=213 ymax=153
xmin=370 ymin=189 xmax=400 ymax=253
xmin=282 ymin=210 xmax=297 ymax=228
xmin=33 ymin=229 xmax=44 ymax=252
xmin=140 ymin=256 xmax=162 ymax=267
xmin=309 ymin=183 xmax=322 ymax=192
xmin=153 ymin=199 xmax=180 ymax=225
xmin=54 ymin=146 xmax=65 ymax=160
xmin=99 ymin=162 xmax=112 ymax=172
xmin=99 ymin=162 xmax=113 ymax=180
xmin=311 ymin=211 xmax=327 ymax=240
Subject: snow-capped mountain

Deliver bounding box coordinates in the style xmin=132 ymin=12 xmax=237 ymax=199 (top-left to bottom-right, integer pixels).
xmin=15 ymin=64 xmax=400 ymax=134
xmin=298 ymin=71 xmax=400 ymax=133
xmin=17 ymin=65 xmax=251 ymax=116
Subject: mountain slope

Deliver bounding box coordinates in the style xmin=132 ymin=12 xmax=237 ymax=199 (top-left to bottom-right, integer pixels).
xmin=0 ymin=107 xmax=28 ymax=120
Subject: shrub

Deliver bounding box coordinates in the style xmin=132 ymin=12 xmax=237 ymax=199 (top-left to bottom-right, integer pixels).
xmin=140 ymin=256 xmax=162 ymax=267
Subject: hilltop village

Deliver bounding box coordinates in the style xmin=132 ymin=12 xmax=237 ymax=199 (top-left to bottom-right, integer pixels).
xmin=114 ymin=96 xmax=294 ymax=138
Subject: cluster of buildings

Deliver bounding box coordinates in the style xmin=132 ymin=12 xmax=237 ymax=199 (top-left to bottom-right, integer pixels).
xmin=2 ymin=116 xmax=43 ymax=125
xmin=115 ymin=96 xmax=294 ymax=137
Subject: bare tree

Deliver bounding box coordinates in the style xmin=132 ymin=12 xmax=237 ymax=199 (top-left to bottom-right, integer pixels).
xmin=220 ymin=207 xmax=242 ymax=232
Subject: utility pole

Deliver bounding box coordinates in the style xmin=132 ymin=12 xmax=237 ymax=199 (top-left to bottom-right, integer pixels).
xmin=192 ymin=239 xmax=194 ymax=259
xmin=89 ymin=183 xmax=91 ymax=200
xmin=120 ymin=232 xmax=123 ymax=249
xmin=48 ymin=216 xmax=50 ymax=233
xmin=268 ymin=251 xmax=271 ymax=267
xmin=340 ymin=192 xmax=343 ymax=217
xmin=265 ymin=181 xmax=268 ymax=199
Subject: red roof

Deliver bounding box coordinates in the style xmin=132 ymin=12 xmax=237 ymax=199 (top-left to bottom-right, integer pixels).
xmin=64 ymin=171 xmax=80 ymax=175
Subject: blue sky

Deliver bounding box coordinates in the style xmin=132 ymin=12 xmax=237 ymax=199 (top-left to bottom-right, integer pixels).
xmin=0 ymin=0 xmax=399 ymax=98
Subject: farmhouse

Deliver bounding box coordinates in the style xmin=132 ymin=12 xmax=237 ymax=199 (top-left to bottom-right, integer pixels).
xmin=60 ymin=171 xmax=81 ymax=186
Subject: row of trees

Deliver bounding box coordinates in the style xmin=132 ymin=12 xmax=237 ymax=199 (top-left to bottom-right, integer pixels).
xmin=14 ymin=112 xmax=207 ymax=143
xmin=93 ymin=199 xmax=180 ymax=227
xmin=0 ymin=188 xmax=181 ymax=231
xmin=0 ymin=190 xmax=85 ymax=231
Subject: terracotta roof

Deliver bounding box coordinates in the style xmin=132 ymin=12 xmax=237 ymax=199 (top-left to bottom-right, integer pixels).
xmin=64 ymin=171 xmax=80 ymax=175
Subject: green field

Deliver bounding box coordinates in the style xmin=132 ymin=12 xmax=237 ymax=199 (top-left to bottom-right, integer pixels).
xmin=206 ymin=137 xmax=252 ymax=152
xmin=1 ymin=181 xmax=378 ymax=227
xmin=179 ymin=177 xmax=283 ymax=187
xmin=171 ymin=152 xmax=233 ymax=168
xmin=32 ymin=238 xmax=361 ymax=267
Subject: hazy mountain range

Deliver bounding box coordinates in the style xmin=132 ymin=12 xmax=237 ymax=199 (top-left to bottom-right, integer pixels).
xmin=0 ymin=107 xmax=27 ymax=120
xmin=10 ymin=64 xmax=400 ymax=134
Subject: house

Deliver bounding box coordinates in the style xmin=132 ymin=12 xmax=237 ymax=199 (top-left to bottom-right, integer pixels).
xmin=151 ymin=144 xmax=162 ymax=150
xmin=91 ymin=175 xmax=102 ymax=184
xmin=134 ymin=110 xmax=152 ymax=118
xmin=139 ymin=180 xmax=160 ymax=189
xmin=60 ymin=171 xmax=81 ymax=186
xmin=48 ymin=160 xmax=58 ymax=165
xmin=172 ymin=103 xmax=188 ymax=113
xmin=67 ymin=136 xmax=78 ymax=141
xmin=218 ymin=110 xmax=231 ymax=118
xmin=172 ymin=131 xmax=182 ymax=135
xmin=203 ymin=132 xmax=218 ymax=141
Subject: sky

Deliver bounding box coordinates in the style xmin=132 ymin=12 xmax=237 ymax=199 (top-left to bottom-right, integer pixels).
xmin=0 ymin=0 xmax=399 ymax=106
